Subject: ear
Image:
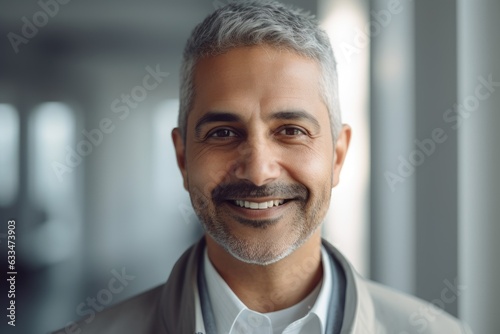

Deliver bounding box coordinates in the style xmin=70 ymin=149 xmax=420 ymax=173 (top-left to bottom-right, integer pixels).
xmin=332 ymin=125 xmax=352 ymax=187
xmin=172 ymin=128 xmax=189 ymax=190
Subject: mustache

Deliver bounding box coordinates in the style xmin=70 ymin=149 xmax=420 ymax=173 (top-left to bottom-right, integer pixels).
xmin=212 ymin=182 xmax=308 ymax=203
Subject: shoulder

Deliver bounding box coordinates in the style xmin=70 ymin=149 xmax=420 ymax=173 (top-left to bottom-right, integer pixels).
xmin=51 ymin=240 xmax=204 ymax=334
xmin=51 ymin=285 xmax=165 ymax=334
xmin=321 ymin=239 xmax=470 ymax=333
xmin=361 ymin=278 xmax=471 ymax=334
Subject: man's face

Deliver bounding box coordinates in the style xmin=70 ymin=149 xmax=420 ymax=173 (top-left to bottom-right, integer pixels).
xmin=173 ymin=45 xmax=349 ymax=265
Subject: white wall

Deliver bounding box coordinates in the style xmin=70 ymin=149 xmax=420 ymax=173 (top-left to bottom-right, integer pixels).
xmin=458 ymin=1 xmax=500 ymax=332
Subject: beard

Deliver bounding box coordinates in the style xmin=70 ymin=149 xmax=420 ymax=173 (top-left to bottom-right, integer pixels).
xmin=189 ymin=180 xmax=330 ymax=265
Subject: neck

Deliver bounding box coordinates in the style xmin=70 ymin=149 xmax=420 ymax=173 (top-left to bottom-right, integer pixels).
xmin=206 ymin=231 xmax=323 ymax=313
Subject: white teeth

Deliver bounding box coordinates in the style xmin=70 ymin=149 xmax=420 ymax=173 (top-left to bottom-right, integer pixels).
xmin=233 ymin=199 xmax=286 ymax=210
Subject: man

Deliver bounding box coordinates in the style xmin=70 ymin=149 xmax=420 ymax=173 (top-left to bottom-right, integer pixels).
xmin=54 ymin=1 xmax=471 ymax=333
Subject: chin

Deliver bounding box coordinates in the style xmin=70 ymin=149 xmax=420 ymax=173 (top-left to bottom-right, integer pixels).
xmin=212 ymin=227 xmax=316 ymax=266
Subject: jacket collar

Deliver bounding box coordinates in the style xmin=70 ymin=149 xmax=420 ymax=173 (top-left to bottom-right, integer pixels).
xmin=321 ymin=240 xmax=377 ymax=333
xmin=159 ymin=237 xmax=376 ymax=334
xmin=160 ymin=238 xmax=205 ymax=334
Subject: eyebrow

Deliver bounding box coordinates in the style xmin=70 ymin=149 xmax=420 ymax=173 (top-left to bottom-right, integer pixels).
xmin=194 ymin=111 xmax=242 ymax=137
xmin=267 ymin=110 xmax=321 ymax=131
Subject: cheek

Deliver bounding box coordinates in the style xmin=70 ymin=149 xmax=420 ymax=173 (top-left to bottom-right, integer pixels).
xmin=186 ymin=147 xmax=236 ymax=194
xmin=284 ymin=147 xmax=334 ymax=189
xmin=292 ymin=153 xmax=333 ymax=221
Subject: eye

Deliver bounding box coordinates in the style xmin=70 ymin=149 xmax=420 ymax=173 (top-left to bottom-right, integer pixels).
xmin=278 ymin=127 xmax=307 ymax=136
xmin=208 ymin=128 xmax=238 ymax=138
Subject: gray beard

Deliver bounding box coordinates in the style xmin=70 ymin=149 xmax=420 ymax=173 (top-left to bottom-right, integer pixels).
xmin=190 ymin=186 xmax=328 ymax=266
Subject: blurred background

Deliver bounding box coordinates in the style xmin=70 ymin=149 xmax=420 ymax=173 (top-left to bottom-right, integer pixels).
xmin=0 ymin=0 xmax=498 ymax=333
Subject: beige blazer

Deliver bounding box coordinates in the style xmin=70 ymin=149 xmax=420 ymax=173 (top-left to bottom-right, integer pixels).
xmin=52 ymin=238 xmax=471 ymax=333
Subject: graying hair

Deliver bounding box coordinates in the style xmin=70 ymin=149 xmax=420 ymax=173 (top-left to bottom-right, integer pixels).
xmin=178 ymin=0 xmax=341 ymax=142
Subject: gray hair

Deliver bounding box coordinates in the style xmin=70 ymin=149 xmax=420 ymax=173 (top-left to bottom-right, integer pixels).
xmin=178 ymin=0 xmax=341 ymax=142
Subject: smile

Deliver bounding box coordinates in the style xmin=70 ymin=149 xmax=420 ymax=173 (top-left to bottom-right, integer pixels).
xmin=232 ymin=199 xmax=287 ymax=210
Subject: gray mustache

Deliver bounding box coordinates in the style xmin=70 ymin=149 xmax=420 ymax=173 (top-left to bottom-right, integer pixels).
xmin=212 ymin=182 xmax=308 ymax=203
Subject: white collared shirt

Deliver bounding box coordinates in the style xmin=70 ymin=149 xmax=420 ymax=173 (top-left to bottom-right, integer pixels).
xmin=200 ymin=246 xmax=332 ymax=334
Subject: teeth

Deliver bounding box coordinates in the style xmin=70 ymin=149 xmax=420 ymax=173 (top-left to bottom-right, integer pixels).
xmin=234 ymin=199 xmax=285 ymax=210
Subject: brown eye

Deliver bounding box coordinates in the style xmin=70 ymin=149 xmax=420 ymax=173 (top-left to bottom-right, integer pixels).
xmin=209 ymin=128 xmax=237 ymax=138
xmin=279 ymin=127 xmax=305 ymax=136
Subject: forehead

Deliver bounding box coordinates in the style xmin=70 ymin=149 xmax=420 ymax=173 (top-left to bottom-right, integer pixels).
xmin=190 ymin=45 xmax=326 ymax=117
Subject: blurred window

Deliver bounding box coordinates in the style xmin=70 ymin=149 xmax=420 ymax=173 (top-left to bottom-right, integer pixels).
xmin=29 ymin=102 xmax=76 ymax=205
xmin=0 ymin=104 xmax=19 ymax=207
xmin=152 ymin=99 xmax=198 ymax=225
xmin=27 ymin=102 xmax=81 ymax=265
xmin=321 ymin=2 xmax=370 ymax=276
xmin=152 ymin=99 xmax=180 ymax=210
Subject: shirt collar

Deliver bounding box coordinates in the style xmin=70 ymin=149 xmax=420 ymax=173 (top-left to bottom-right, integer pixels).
xmin=203 ymin=248 xmax=247 ymax=333
xmin=203 ymin=245 xmax=333 ymax=334
xmin=309 ymin=246 xmax=333 ymax=333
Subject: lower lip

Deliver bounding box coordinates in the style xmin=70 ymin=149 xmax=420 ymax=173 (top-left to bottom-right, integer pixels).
xmin=224 ymin=201 xmax=291 ymax=220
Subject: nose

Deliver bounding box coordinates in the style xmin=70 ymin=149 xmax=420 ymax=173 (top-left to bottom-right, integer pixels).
xmin=233 ymin=137 xmax=281 ymax=186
